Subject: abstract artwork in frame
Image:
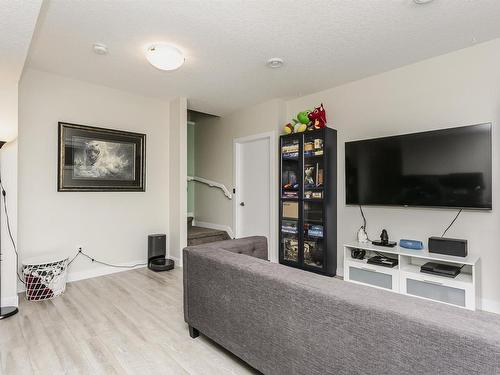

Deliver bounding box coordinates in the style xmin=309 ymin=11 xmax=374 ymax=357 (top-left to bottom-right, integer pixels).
xmin=58 ymin=122 xmax=146 ymax=192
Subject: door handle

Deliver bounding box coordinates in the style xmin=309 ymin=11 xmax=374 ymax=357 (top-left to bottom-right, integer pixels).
xmin=240 ymin=202 xmax=245 ymax=206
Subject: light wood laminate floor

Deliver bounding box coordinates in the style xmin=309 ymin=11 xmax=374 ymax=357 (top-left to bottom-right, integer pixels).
xmin=0 ymin=267 xmax=260 ymax=375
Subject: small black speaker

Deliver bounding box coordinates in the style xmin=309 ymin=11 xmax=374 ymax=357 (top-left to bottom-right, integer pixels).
xmin=148 ymin=234 xmax=174 ymax=272
xmin=428 ymin=237 xmax=468 ymax=257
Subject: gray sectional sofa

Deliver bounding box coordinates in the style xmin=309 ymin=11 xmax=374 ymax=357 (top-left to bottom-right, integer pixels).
xmin=183 ymin=236 xmax=500 ymax=375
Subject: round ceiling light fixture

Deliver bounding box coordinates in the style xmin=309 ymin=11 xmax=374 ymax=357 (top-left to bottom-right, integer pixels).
xmin=414 ymin=0 xmax=434 ymax=4
xmin=145 ymin=43 xmax=185 ymax=71
xmin=93 ymin=43 xmax=108 ymax=55
xmin=266 ymin=57 xmax=284 ymax=69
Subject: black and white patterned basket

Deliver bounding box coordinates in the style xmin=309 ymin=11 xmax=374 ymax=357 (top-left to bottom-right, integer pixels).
xmin=22 ymin=254 xmax=69 ymax=301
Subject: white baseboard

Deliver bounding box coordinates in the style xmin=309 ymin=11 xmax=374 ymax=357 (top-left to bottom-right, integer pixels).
xmin=1 ymin=295 xmax=19 ymax=307
xmin=66 ymin=259 xmax=147 ymax=283
xmin=480 ymin=298 xmax=500 ymax=314
xmin=169 ymin=255 xmax=182 ymax=268
xmin=16 ymin=258 xmax=171 ymax=295
xmin=192 ymin=220 xmax=234 ymax=239
xmin=337 ymin=267 xmax=344 ymax=278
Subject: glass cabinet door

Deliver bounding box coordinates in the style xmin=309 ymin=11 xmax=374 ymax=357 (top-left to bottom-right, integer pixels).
xmin=281 ymin=137 xmax=301 ymax=199
xmin=303 ymin=132 xmax=325 ymax=200
xmin=281 ymin=200 xmax=299 ymax=263
xmin=303 ymin=201 xmax=324 ymax=269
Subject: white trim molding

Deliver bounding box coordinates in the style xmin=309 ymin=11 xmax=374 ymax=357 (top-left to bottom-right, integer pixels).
xmin=187 ymin=175 xmax=233 ymax=199
xmin=169 ymin=255 xmax=182 ymax=268
xmin=66 ymin=259 xmax=147 ymax=283
xmin=193 ymin=220 xmax=234 ymax=239
xmin=233 ymin=131 xmax=278 ymax=263
xmin=480 ymin=298 xmax=500 ymax=315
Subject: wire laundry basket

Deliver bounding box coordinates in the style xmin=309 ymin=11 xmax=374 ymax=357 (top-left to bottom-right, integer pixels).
xmin=22 ymin=253 xmax=69 ymax=301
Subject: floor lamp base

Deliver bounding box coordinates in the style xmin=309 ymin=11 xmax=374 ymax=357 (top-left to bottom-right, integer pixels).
xmin=0 ymin=306 xmax=18 ymax=320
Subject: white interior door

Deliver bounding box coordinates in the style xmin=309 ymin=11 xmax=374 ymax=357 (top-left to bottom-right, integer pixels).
xmin=234 ymin=133 xmax=276 ymax=261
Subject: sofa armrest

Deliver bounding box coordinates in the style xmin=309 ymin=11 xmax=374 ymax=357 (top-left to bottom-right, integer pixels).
xmin=183 ymin=236 xmax=268 ymax=324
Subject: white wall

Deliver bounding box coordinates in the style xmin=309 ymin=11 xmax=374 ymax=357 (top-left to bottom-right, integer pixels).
xmin=286 ymin=38 xmax=500 ymax=312
xmin=0 ymin=83 xmax=19 ymax=142
xmin=194 ymin=99 xmax=286 ymax=230
xmin=0 ymin=82 xmax=19 ymax=307
xmin=18 ymin=69 xmax=170 ymax=281
xmin=193 ymin=38 xmax=500 ymax=313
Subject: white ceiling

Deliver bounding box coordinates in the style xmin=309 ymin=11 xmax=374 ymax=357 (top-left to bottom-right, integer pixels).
xmin=26 ymin=0 xmax=500 ymax=115
xmin=0 ymin=0 xmax=41 ymax=83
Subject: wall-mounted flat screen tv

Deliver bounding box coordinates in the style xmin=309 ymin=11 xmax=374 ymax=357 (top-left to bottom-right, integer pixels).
xmin=345 ymin=123 xmax=492 ymax=209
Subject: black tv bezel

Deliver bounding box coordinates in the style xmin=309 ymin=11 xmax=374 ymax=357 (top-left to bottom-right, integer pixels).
xmin=345 ymin=123 xmax=493 ymax=211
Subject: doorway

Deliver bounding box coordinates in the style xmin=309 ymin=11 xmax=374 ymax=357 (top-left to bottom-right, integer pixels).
xmin=233 ymin=132 xmax=277 ymax=262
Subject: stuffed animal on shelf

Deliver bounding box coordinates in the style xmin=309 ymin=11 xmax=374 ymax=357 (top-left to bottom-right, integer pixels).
xmin=297 ymin=110 xmax=311 ymax=125
xmin=283 ymin=123 xmax=294 ymax=134
xmin=282 ymin=109 xmax=317 ymax=134
xmin=304 ymin=166 xmax=315 ymax=186
xmin=293 ymin=121 xmax=307 ymax=133
xmin=308 ymin=103 xmax=327 ymax=129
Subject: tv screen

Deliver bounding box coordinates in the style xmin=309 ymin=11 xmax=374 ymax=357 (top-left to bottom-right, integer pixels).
xmin=345 ymin=123 xmax=492 ymax=209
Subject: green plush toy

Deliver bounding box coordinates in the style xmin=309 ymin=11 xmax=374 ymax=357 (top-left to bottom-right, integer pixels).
xmin=297 ymin=110 xmax=311 ymax=124
xmin=282 ymin=109 xmax=312 ymax=134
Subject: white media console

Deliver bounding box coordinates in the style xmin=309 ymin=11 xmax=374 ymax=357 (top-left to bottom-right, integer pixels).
xmin=343 ymin=242 xmax=479 ymax=310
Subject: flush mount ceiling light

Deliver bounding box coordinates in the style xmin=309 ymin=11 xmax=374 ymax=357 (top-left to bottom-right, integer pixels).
xmin=145 ymin=43 xmax=185 ymax=71
xmin=266 ymin=57 xmax=284 ymax=68
xmin=93 ymin=43 xmax=108 ymax=55
xmin=414 ymin=0 xmax=434 ymax=4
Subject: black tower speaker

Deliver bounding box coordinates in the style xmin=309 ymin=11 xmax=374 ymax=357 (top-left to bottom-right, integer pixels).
xmin=148 ymin=234 xmax=174 ymax=272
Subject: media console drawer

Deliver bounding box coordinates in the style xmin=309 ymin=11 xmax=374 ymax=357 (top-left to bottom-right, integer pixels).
xmin=405 ymin=277 xmax=466 ymax=307
xmin=400 ymin=270 xmax=474 ymax=309
xmin=349 ymin=266 xmax=392 ymax=290
xmin=345 ymin=261 xmax=399 ymax=292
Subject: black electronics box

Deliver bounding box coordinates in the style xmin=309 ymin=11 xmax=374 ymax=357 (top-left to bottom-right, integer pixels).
xmin=420 ymin=262 xmax=462 ymax=278
xmin=428 ymin=237 xmax=467 ymax=257
xmin=367 ymin=255 xmax=398 ymax=268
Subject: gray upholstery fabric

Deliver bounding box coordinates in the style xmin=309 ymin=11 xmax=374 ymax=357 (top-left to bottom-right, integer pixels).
xmin=183 ymin=237 xmax=500 ymax=375
xmin=183 ymin=236 xmax=268 ymax=323
xmin=185 ymin=236 xmax=268 ymax=260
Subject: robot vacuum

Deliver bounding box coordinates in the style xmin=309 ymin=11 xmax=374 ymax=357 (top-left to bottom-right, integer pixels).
xmin=147 ymin=234 xmax=175 ymax=272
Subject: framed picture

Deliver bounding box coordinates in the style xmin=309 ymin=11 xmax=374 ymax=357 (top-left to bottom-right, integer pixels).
xmin=58 ymin=122 xmax=146 ymax=192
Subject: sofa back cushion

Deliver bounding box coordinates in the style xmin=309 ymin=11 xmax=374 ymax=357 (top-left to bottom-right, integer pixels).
xmin=185 ymin=236 xmax=268 ymax=260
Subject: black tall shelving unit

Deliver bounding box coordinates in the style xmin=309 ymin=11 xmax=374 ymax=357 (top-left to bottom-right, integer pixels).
xmin=279 ymin=128 xmax=337 ymax=276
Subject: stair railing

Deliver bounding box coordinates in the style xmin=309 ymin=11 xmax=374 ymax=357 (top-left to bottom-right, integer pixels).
xmin=187 ymin=175 xmax=232 ymax=199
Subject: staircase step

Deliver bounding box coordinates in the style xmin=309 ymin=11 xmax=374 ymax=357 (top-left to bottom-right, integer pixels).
xmin=187 ymin=225 xmax=231 ymax=246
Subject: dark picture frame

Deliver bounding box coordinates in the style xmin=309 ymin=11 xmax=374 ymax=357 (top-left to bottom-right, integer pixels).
xmin=58 ymin=122 xmax=146 ymax=192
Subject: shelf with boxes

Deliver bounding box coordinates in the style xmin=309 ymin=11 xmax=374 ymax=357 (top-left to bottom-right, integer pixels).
xmin=343 ymin=242 xmax=479 ymax=310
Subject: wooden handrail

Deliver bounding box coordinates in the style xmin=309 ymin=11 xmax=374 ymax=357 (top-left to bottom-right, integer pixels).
xmin=187 ymin=176 xmax=232 ymax=199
